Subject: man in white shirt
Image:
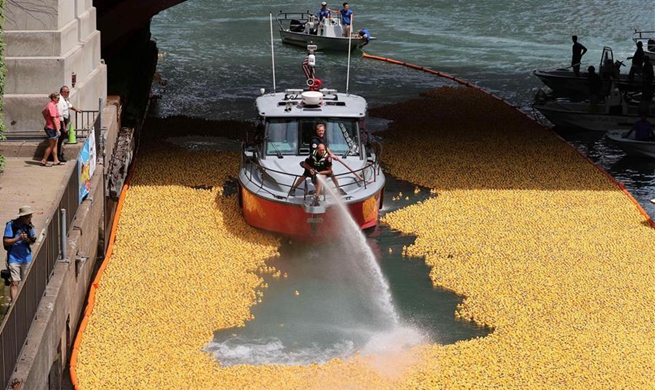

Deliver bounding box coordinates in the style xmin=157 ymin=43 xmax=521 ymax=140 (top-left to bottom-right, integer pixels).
xmin=56 ymin=85 xmax=81 ymax=162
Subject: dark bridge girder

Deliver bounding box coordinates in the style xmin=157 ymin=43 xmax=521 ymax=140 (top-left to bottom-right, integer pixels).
xmin=95 ymin=0 xmax=188 ymax=58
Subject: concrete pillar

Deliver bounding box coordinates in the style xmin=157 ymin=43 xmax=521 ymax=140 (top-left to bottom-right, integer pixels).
xmin=3 ymin=0 xmax=107 ymax=139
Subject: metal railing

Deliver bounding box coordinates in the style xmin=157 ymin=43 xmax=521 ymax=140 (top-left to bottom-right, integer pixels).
xmin=0 ymin=120 xmax=93 ymax=388
xmin=241 ymin=147 xmax=381 ymax=199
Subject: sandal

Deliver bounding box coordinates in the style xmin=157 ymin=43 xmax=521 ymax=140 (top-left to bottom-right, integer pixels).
xmin=40 ymin=161 xmax=52 ymax=167
xmin=54 ymin=161 xmax=63 ymax=165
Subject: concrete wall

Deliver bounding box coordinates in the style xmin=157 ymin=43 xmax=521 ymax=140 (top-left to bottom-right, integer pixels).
xmin=3 ymin=0 xmax=107 ymax=138
xmin=6 ymin=103 xmax=121 ymax=390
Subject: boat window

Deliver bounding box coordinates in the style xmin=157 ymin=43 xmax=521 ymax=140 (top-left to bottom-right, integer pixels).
xmin=265 ymin=120 xmax=298 ymax=156
xmin=325 ymin=119 xmax=360 ymax=157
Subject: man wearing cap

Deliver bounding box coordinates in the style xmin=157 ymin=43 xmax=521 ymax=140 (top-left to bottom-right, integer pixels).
xmin=3 ymin=206 xmax=37 ymax=304
xmin=317 ymin=2 xmax=332 ymax=21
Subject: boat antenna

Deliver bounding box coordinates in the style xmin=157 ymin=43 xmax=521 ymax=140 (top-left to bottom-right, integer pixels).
xmin=346 ymin=25 xmax=352 ymax=94
xmin=269 ymin=12 xmax=277 ymax=93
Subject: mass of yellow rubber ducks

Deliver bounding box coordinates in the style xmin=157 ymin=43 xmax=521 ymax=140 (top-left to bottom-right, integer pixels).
xmin=74 ymin=86 xmax=654 ymax=389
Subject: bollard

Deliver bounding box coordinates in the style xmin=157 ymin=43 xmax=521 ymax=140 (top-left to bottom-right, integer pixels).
xmin=59 ymin=209 xmax=68 ymax=262
xmin=67 ymin=122 xmax=77 ymax=144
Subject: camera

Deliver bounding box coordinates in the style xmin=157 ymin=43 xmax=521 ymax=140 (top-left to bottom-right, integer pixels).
xmin=1 ymin=269 xmax=11 ymax=286
xmin=22 ymin=224 xmax=36 ymax=245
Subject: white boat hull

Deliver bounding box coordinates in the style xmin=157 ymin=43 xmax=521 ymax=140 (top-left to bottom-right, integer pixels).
xmin=533 ymin=104 xmax=638 ymax=131
xmin=606 ymin=130 xmax=655 ymax=158
xmin=279 ymin=30 xmax=362 ymax=51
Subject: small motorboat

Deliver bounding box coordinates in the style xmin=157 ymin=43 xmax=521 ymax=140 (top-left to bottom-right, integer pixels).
xmin=533 ymin=47 xmax=648 ymax=99
xmin=276 ymin=11 xmax=372 ymax=52
xmin=533 ymin=87 xmax=655 ymax=131
xmin=238 ymin=45 xmax=385 ymax=237
xmin=632 ymin=30 xmax=655 ymax=62
xmin=606 ymin=130 xmax=655 ymax=158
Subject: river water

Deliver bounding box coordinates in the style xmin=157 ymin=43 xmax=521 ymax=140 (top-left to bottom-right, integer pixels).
xmin=149 ymin=0 xmax=654 ymax=362
xmin=151 ymin=0 xmax=655 ymax=218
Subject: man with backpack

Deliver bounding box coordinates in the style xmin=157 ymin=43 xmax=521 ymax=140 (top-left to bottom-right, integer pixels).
xmin=3 ymin=206 xmax=37 ymax=305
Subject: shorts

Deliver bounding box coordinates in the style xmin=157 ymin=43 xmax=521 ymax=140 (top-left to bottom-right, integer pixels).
xmin=44 ymin=128 xmax=58 ymax=139
xmin=8 ymin=262 xmax=29 ymax=282
xmin=303 ymin=169 xmax=332 ymax=184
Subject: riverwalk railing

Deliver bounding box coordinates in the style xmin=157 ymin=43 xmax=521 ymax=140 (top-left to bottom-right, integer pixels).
xmin=0 ymin=107 xmax=100 ymax=387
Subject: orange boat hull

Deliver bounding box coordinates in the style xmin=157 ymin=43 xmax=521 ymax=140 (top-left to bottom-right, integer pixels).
xmin=240 ymin=186 xmax=383 ymax=237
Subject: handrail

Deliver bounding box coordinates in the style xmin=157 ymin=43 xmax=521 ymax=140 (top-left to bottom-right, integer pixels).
xmin=241 ymin=152 xmax=380 ymax=196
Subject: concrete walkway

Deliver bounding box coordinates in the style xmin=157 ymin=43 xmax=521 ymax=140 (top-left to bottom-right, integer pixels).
xmin=0 ymin=152 xmax=79 ymax=300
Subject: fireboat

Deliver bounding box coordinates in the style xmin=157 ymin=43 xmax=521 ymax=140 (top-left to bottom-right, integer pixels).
xmin=237 ymin=45 xmax=385 ymax=236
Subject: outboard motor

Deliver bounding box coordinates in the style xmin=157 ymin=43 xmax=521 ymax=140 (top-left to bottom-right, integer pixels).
xmin=289 ymin=19 xmax=305 ymax=32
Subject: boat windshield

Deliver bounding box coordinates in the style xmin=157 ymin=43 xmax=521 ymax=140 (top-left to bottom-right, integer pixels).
xmin=265 ymin=118 xmax=360 ymax=157
xmin=266 ymin=120 xmax=298 ymax=156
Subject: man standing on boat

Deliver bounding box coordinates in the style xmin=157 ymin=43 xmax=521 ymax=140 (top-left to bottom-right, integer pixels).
xmin=629 ymin=41 xmax=645 ymax=83
xmin=587 ymin=66 xmax=603 ymax=113
xmin=641 ymin=56 xmax=654 ymax=107
xmin=339 ymin=3 xmax=353 ymax=37
xmin=571 ymin=35 xmax=587 ymax=77
xmin=317 ymin=2 xmax=332 ymax=21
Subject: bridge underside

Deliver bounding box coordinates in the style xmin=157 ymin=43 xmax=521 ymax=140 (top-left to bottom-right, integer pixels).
xmin=95 ymin=0 xmax=188 ymax=59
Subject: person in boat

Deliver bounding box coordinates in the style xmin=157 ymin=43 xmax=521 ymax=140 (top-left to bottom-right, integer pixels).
xmin=628 ymin=41 xmax=645 ymax=83
xmin=641 ymin=56 xmax=654 ymax=104
xmin=289 ymin=143 xmax=334 ymax=203
xmin=623 ymin=112 xmax=654 ymax=141
xmin=339 ymin=3 xmax=353 ymax=37
xmin=309 ymin=124 xmax=345 ymax=195
xmin=571 ymin=35 xmax=587 ymax=77
xmin=317 ymin=2 xmax=333 ymax=21
xmin=358 ymin=28 xmax=370 ymax=46
xmin=587 ymin=66 xmax=603 ymax=113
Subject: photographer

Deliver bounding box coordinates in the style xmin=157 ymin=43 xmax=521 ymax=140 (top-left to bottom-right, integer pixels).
xmin=3 ymin=206 xmax=37 ymax=305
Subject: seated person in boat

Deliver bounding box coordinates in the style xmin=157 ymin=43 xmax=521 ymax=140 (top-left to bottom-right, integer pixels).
xmin=310 ymin=123 xmax=345 ymax=194
xmin=358 ymin=28 xmax=370 ymax=46
xmin=290 ymin=143 xmax=337 ymax=200
xmin=623 ymin=112 xmax=655 ymax=141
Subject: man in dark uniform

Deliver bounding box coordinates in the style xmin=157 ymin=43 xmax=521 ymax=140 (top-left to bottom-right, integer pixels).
xmin=309 ymin=123 xmax=345 ymax=195
xmin=571 ymin=35 xmax=587 ymax=77
xmin=641 ymin=56 xmax=654 ymax=105
xmin=629 ymin=41 xmax=645 ymax=83
xmin=290 ymin=143 xmax=340 ymax=203
xmin=587 ymin=66 xmax=603 ymax=112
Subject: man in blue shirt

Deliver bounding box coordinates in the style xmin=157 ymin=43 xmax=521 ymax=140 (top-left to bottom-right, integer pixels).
xmin=358 ymin=28 xmax=370 ymax=46
xmin=3 ymin=206 xmax=37 ymax=305
xmin=317 ymin=2 xmax=332 ymax=21
xmin=624 ymin=112 xmax=655 ymax=141
xmin=340 ymin=3 xmax=353 ymax=37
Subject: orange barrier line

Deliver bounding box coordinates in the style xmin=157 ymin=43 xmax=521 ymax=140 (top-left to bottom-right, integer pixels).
xmin=362 ymin=52 xmax=655 ymax=229
xmin=69 ymin=157 xmax=138 ymax=389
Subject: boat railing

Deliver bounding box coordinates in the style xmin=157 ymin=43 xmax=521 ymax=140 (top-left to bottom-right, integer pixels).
xmin=241 ymin=148 xmax=380 ymax=199
xmin=633 ymin=30 xmax=655 ymax=51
